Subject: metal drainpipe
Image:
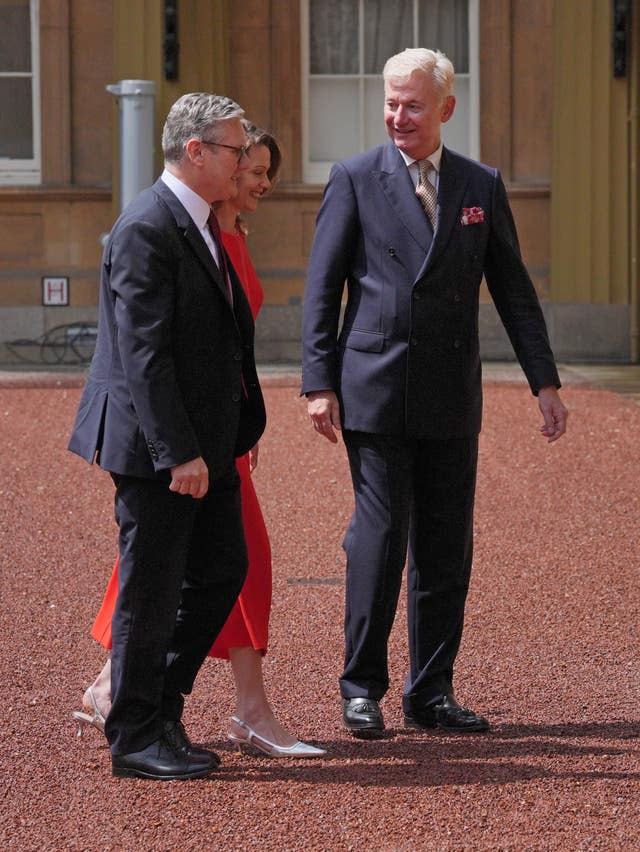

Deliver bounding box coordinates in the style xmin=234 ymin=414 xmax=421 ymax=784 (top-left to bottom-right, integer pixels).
xmin=105 ymin=80 xmax=157 ymax=213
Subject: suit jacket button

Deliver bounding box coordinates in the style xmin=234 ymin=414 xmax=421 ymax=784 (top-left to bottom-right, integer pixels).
xmin=413 ymin=292 xmax=422 ymax=300
xmin=454 ymin=293 xmax=461 ymax=302
xmin=453 ymin=339 xmax=461 ymax=349
xmin=232 ymin=392 xmax=241 ymax=402
xmin=411 ymin=337 xmax=419 ymax=346
xmin=233 ymin=351 xmax=242 ymax=361
xmin=388 ymin=247 xmax=396 ymax=256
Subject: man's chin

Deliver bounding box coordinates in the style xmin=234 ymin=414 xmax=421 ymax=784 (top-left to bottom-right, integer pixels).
xmin=393 ymin=137 xmax=417 ymax=157
xmin=215 ymin=182 xmax=237 ymax=202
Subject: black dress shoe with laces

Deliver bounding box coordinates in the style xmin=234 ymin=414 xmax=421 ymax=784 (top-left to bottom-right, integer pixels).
xmin=343 ymin=697 xmax=385 ymax=737
xmin=163 ymin=720 xmax=221 ymax=765
xmin=112 ymin=733 xmax=219 ymax=780
xmin=404 ymin=694 xmax=489 ymax=733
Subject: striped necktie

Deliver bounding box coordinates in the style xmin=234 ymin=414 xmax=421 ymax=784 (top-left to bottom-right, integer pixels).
xmin=416 ymin=159 xmax=438 ymax=229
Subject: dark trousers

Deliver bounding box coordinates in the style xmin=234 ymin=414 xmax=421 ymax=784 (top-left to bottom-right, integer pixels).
xmin=105 ymin=465 xmax=247 ymax=756
xmin=340 ymin=431 xmax=478 ymax=710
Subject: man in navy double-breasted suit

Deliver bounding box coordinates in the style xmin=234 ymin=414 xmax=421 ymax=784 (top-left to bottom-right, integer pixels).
xmin=69 ymin=93 xmax=266 ymax=778
xmin=302 ymin=49 xmax=567 ymax=737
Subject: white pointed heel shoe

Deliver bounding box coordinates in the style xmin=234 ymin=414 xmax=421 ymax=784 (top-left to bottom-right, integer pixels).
xmin=228 ymin=715 xmax=326 ymax=758
xmin=72 ymin=686 xmax=107 ymax=737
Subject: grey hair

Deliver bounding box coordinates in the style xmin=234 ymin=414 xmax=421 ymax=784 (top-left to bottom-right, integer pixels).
xmin=383 ymin=48 xmax=455 ymax=99
xmin=162 ymin=92 xmax=245 ymax=164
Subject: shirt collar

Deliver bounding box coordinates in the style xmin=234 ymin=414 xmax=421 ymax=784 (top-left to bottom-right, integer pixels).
xmin=161 ymin=168 xmax=211 ymax=229
xmin=398 ymin=141 xmax=444 ymax=173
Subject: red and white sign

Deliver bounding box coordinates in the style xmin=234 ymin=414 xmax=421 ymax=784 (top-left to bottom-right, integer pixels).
xmin=42 ymin=277 xmax=69 ymax=306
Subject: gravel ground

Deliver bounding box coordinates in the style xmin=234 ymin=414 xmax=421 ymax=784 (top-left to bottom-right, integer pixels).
xmin=1 ymin=373 xmax=638 ymax=851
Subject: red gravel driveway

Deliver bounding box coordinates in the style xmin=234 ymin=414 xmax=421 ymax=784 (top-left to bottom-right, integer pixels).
xmin=1 ymin=373 xmax=638 ymax=851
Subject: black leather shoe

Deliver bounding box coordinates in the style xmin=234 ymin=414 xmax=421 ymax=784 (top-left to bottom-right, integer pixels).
xmin=404 ymin=694 xmax=489 ymax=733
xmin=343 ymin=698 xmax=385 ymax=737
xmin=163 ymin=720 xmax=221 ymax=765
xmin=112 ymin=734 xmax=219 ymax=780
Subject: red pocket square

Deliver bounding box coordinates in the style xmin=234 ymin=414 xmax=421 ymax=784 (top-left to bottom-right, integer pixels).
xmin=460 ymin=207 xmax=485 ymax=225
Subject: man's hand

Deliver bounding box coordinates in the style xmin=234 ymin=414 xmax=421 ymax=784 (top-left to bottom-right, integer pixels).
xmin=307 ymin=390 xmax=341 ymax=444
xmin=538 ymin=386 xmax=568 ymax=443
xmin=169 ymin=456 xmax=209 ymax=498
xmin=249 ymin=443 xmax=259 ymax=473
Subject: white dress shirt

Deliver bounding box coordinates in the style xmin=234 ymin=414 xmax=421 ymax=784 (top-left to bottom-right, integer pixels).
xmin=398 ymin=142 xmax=443 ymax=194
xmin=160 ymin=169 xmax=222 ymax=268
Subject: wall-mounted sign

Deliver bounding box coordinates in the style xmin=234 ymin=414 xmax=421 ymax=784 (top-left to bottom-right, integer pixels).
xmin=42 ymin=277 xmax=69 ymax=306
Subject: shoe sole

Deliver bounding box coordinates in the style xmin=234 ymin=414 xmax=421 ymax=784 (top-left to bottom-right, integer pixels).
xmin=345 ymin=723 xmax=385 ymax=739
xmin=404 ymin=715 xmax=489 ymax=733
xmin=112 ymin=766 xmax=217 ymax=780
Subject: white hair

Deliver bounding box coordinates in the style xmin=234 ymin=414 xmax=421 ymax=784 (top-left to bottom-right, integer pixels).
xmin=383 ymin=48 xmax=455 ymax=99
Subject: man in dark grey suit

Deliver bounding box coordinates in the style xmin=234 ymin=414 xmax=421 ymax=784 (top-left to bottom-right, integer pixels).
xmin=69 ymin=93 xmax=266 ymax=778
xmin=302 ymin=49 xmax=567 ymax=737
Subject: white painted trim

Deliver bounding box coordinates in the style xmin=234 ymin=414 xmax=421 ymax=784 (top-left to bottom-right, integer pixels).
xmin=468 ymin=0 xmax=480 ymax=160
xmin=0 ymin=0 xmax=41 ymax=184
xmin=300 ymin=0 xmax=311 ymax=183
xmin=31 ymin=0 xmax=41 ymax=178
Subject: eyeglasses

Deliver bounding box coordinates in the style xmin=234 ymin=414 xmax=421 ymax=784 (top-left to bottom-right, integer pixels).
xmin=200 ymin=140 xmax=249 ymax=162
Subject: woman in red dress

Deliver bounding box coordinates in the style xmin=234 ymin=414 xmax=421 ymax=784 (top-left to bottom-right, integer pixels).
xmin=73 ymin=123 xmax=324 ymax=759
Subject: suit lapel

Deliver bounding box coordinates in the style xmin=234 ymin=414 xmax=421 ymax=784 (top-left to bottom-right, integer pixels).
xmin=376 ymin=143 xmax=433 ymax=255
xmin=153 ymin=179 xmax=232 ymax=305
xmin=416 ymin=147 xmax=471 ymax=279
xmin=183 ymin=221 xmax=232 ymax=305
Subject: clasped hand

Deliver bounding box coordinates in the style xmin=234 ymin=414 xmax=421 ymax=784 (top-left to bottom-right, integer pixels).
xmin=170 ymin=456 xmax=209 ymax=498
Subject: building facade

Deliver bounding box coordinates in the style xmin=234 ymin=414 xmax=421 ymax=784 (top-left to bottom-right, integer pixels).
xmin=1 ymin=0 xmax=638 ymax=364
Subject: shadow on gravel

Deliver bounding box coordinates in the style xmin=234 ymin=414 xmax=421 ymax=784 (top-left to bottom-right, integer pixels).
xmin=488 ymin=721 xmax=640 ymax=740
xmin=201 ymin=720 xmax=640 ymax=788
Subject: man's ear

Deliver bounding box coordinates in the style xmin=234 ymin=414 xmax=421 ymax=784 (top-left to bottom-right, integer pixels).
xmin=184 ymin=137 xmax=205 ymax=164
xmin=440 ymin=95 xmax=456 ymax=124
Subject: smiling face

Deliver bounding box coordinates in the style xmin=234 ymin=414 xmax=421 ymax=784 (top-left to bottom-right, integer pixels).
xmin=229 ymin=144 xmax=272 ymax=214
xmin=383 ymin=70 xmax=455 ymax=161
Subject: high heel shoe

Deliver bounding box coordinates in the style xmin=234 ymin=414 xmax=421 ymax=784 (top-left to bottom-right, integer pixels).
xmin=227 ymin=715 xmax=326 ymax=758
xmin=72 ymin=687 xmax=107 ymax=737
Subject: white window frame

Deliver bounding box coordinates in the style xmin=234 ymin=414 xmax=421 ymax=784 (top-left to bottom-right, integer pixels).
xmin=0 ymin=0 xmax=41 ymax=186
xmin=301 ymin=0 xmax=479 ymax=184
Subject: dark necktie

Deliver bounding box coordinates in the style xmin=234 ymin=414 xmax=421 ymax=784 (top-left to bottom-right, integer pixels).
xmin=416 ymin=159 xmax=438 ymax=229
xmin=207 ymin=209 xmax=234 ymax=306
xmin=208 ymin=208 xmax=247 ymax=399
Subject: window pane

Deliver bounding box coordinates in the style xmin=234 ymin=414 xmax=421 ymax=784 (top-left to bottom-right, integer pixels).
xmin=364 ymin=76 xmax=388 ymax=149
xmin=0 ymin=77 xmax=33 ymax=158
xmin=419 ymin=0 xmax=468 ymax=73
xmin=364 ymin=0 xmax=413 ymax=74
xmin=441 ymin=75 xmax=469 ymax=156
xmin=0 ymin=0 xmax=31 ymax=72
xmin=310 ymin=0 xmax=358 ymax=74
xmin=310 ymin=78 xmax=359 ymax=161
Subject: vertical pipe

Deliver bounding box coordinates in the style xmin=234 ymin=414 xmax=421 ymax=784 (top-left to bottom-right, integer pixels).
xmin=106 ymin=80 xmax=157 ymax=212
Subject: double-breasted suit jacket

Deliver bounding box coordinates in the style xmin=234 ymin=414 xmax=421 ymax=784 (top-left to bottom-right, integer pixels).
xmin=69 ymin=178 xmax=266 ymax=479
xmin=301 ymin=142 xmax=560 ymax=432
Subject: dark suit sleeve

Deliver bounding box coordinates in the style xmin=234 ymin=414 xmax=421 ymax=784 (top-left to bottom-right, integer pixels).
xmin=110 ymin=218 xmax=201 ymax=470
xmin=484 ymin=172 xmax=561 ymax=394
xmin=301 ymin=163 xmax=358 ymax=395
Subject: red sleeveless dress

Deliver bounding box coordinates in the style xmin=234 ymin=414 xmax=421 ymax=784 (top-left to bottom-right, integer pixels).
xmin=89 ymin=228 xmax=271 ymax=659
